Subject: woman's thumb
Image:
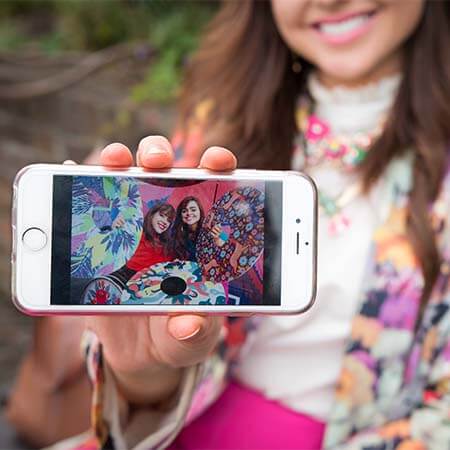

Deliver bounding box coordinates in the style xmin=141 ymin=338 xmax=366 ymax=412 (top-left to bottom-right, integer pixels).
xmin=153 ymin=315 xmax=223 ymax=368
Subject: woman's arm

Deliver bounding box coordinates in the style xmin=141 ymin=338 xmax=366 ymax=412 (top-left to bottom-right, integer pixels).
xmin=5 ymin=317 xmax=91 ymax=448
xmin=57 ymin=141 xmax=238 ymax=450
xmin=85 ymin=138 xmax=234 ymax=405
xmin=81 ymin=316 xmax=246 ymax=450
xmin=6 ymin=138 xmax=236 ymax=449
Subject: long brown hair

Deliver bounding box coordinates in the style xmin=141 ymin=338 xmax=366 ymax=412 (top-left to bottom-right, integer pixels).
xmin=170 ymin=196 xmax=205 ymax=260
xmin=143 ymin=203 xmax=175 ymax=253
xmin=179 ymin=1 xmax=450 ymax=310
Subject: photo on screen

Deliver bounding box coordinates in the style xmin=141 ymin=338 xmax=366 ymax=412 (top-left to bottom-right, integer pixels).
xmin=50 ymin=175 xmax=279 ymax=306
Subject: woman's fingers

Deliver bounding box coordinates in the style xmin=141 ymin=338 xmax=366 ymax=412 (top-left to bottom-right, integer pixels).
xmin=136 ymin=136 xmax=174 ymax=169
xmin=97 ymin=139 xmax=236 ymax=172
xmin=199 ymin=147 xmax=237 ymax=171
xmin=100 ymin=143 xmax=134 ymax=167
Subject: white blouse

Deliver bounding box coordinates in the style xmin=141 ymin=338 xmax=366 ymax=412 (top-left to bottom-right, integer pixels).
xmin=233 ymin=74 xmax=402 ymax=421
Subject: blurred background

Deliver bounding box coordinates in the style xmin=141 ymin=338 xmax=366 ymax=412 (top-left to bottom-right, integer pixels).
xmin=0 ymin=1 xmax=216 ymax=446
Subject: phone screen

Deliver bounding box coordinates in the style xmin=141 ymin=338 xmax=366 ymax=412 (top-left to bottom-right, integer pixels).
xmin=51 ymin=175 xmax=282 ymax=306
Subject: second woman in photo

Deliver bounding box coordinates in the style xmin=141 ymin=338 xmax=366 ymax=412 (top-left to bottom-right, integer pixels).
xmin=171 ymin=196 xmax=205 ymax=261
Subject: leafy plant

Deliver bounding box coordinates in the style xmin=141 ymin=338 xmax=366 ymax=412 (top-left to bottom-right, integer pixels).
xmin=131 ymin=2 xmax=216 ymax=103
xmin=0 ymin=0 xmax=217 ymax=102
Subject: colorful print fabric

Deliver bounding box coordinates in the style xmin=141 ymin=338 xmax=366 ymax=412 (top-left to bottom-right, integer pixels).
xmin=71 ymin=176 xmax=143 ymax=278
xmin=196 ymin=187 xmax=265 ymax=282
xmin=179 ymin=163 xmax=450 ymax=450
xmin=122 ymin=260 xmax=227 ymax=305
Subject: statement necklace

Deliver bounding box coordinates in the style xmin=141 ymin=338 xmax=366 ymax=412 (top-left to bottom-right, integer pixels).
xmin=293 ymin=102 xmax=385 ymax=236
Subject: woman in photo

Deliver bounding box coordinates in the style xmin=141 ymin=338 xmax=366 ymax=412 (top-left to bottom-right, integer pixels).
xmin=170 ymin=196 xmax=205 ymax=261
xmin=109 ymin=202 xmax=176 ymax=287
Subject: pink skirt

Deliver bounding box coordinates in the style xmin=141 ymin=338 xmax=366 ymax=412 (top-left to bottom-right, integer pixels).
xmin=169 ymin=381 xmax=325 ymax=450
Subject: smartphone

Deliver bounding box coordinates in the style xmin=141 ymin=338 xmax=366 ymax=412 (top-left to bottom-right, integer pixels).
xmin=12 ymin=164 xmax=317 ymax=315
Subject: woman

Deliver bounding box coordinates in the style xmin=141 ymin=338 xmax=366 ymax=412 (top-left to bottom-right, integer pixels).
xmin=7 ymin=1 xmax=450 ymax=449
xmin=170 ymin=196 xmax=204 ymax=261
xmin=109 ymin=202 xmax=176 ymax=287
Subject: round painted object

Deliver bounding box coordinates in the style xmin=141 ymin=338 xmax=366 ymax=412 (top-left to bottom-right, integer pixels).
xmin=81 ymin=277 xmax=123 ymax=305
xmin=122 ymin=260 xmax=227 ymax=305
xmin=196 ymin=187 xmax=265 ymax=283
xmin=71 ymin=176 xmax=143 ymax=278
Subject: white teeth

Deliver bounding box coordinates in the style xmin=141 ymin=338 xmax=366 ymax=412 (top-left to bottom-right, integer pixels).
xmin=318 ymin=14 xmax=370 ymax=36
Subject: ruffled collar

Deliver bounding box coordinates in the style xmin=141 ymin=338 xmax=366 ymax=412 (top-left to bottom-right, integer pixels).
xmin=306 ymin=72 xmax=402 ymax=134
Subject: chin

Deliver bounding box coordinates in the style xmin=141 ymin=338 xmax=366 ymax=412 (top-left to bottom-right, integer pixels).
xmin=316 ymin=57 xmax=381 ymax=86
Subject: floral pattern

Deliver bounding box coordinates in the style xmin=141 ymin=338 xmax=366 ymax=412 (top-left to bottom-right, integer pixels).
xmin=183 ymin=159 xmax=450 ymax=449
xmin=196 ymin=187 xmax=264 ymax=282
xmin=82 ymin=277 xmax=122 ymax=305
xmin=71 ymin=176 xmax=143 ymax=278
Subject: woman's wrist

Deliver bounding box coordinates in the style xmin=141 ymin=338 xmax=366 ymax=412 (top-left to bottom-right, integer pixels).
xmin=110 ymin=363 xmax=183 ymax=407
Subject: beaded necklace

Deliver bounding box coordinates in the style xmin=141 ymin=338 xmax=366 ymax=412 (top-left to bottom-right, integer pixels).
xmin=293 ymin=101 xmax=385 ymax=236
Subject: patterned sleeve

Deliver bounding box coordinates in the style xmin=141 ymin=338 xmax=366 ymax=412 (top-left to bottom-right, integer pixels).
xmin=80 ymin=330 xmax=204 ymax=450
xmin=62 ymin=106 xmax=246 ymax=449
xmin=69 ymin=317 xmax=248 ymax=450
xmin=335 ymin=298 xmax=450 ymax=450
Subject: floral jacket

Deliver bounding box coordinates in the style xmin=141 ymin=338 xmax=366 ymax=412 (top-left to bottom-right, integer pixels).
xmin=62 ymin=109 xmax=450 ymax=450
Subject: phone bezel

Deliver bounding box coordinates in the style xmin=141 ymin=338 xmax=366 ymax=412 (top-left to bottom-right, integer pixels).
xmin=12 ymin=164 xmax=317 ymax=315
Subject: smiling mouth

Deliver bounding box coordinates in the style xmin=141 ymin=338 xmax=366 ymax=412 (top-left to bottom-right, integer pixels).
xmin=313 ymin=10 xmax=377 ymax=38
xmin=157 ymin=222 xmax=167 ymax=231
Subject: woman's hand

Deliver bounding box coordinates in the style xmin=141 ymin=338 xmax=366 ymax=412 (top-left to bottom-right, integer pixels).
xmin=210 ymin=224 xmax=226 ymax=247
xmin=87 ymin=136 xmax=237 ymax=406
xmin=112 ymin=215 xmax=126 ymax=229
xmin=211 ymin=224 xmax=222 ymax=238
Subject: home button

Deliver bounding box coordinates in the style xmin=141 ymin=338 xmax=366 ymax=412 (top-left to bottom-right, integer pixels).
xmin=22 ymin=227 xmax=47 ymax=251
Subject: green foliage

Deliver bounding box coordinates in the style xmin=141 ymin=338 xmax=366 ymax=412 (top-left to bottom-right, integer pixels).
xmin=132 ymin=3 xmax=215 ymax=103
xmin=0 ymin=0 xmax=58 ymax=51
xmin=132 ymin=48 xmax=181 ymax=103
xmin=0 ymin=0 xmax=217 ymax=103
xmin=53 ymin=1 xmax=150 ymax=50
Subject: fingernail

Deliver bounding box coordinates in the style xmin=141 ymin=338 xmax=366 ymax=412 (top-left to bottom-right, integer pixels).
xmin=144 ymin=146 xmax=167 ymax=157
xmin=173 ymin=325 xmax=201 ymax=341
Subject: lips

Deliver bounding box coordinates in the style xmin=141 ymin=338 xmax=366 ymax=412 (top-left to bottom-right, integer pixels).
xmin=311 ymin=10 xmax=377 ymax=44
xmin=157 ymin=222 xmax=167 ymax=231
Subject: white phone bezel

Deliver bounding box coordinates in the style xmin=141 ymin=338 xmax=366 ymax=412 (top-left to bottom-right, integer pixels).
xmin=12 ymin=164 xmax=317 ymax=315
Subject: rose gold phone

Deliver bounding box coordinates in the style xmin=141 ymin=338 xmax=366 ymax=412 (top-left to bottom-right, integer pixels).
xmin=12 ymin=164 xmax=317 ymax=315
